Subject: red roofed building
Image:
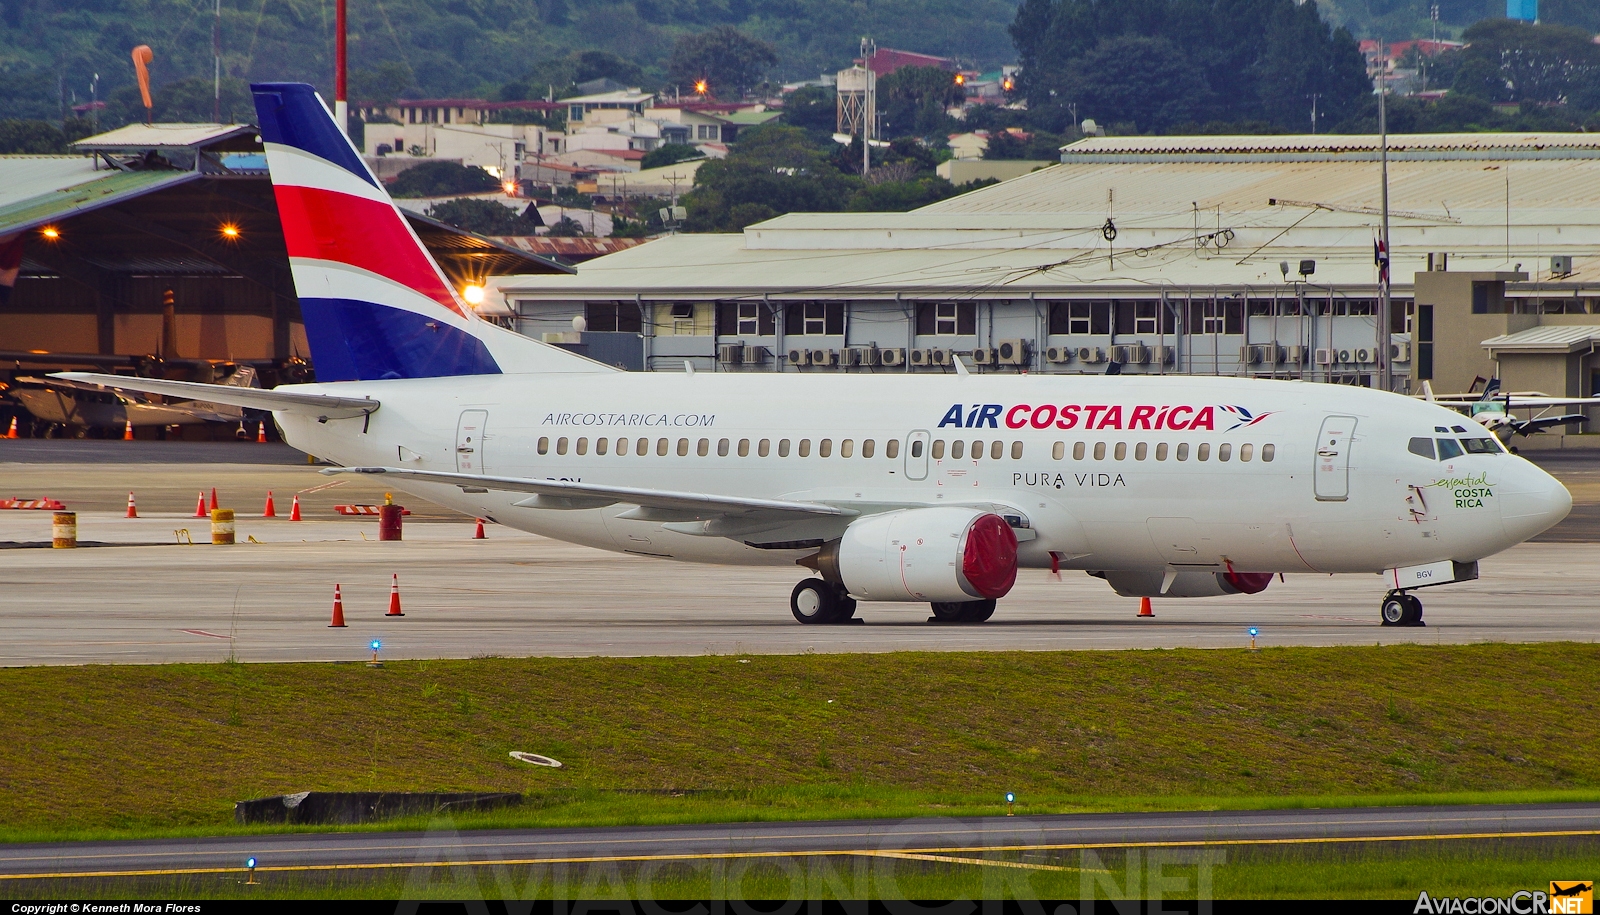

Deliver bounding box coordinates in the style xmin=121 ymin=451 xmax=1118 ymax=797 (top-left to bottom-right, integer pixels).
xmin=855 ymin=47 xmax=956 ymax=78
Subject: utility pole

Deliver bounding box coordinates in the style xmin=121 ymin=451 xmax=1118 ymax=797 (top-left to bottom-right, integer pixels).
xmin=1377 ymin=38 xmax=1393 ymax=394
xmin=212 ymin=0 xmax=221 ymax=123
xmin=860 ymin=36 xmax=875 ymax=178
xmin=1307 ymin=94 xmax=1319 ymax=134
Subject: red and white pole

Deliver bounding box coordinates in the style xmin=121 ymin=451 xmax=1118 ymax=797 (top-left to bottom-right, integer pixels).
xmin=334 ymin=0 xmax=348 ymax=136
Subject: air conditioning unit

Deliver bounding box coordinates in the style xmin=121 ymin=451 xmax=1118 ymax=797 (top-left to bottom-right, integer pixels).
xmin=1045 ymin=346 xmax=1073 ymax=364
xmin=1150 ymin=344 xmax=1176 ymax=365
xmin=1337 ymin=349 xmax=1353 ymax=364
xmin=930 ymin=348 xmax=951 ymax=366
xmin=1284 ymin=345 xmax=1306 ymax=365
xmin=787 ymin=347 xmax=809 ymax=366
xmin=1390 ymin=341 xmax=1411 ymax=363
xmin=1262 ymin=344 xmax=1284 ymax=365
xmin=717 ymin=344 xmax=743 ymax=365
xmin=743 ymin=345 xmax=769 ymax=365
xmin=838 ymin=347 xmax=860 ymax=367
xmin=1551 ymin=254 xmax=1574 ymax=276
xmin=1238 ymin=345 xmax=1261 ymax=365
xmin=1314 ymin=347 xmax=1334 ymax=365
xmin=811 ymin=348 xmax=838 ymax=367
xmin=850 ymin=346 xmax=879 ymax=366
xmin=970 ymin=347 xmax=997 ymax=365
xmin=1112 ymin=343 xmax=1148 ymax=364
xmin=996 ymin=339 xmax=1029 ymax=365
xmin=1355 ymin=347 xmax=1374 ymax=364
xmin=909 ymin=348 xmax=931 ymax=367
xmin=1077 ymin=346 xmax=1105 ymax=364
xmin=880 ymin=347 xmax=906 ymax=366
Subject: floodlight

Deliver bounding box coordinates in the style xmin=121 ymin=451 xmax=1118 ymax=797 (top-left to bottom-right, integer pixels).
xmin=462 ymin=284 xmax=485 ymax=305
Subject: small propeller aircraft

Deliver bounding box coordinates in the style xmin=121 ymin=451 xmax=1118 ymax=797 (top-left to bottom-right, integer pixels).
xmin=1419 ymin=377 xmax=1599 ymax=450
xmin=8 ymin=364 xmax=260 ymax=435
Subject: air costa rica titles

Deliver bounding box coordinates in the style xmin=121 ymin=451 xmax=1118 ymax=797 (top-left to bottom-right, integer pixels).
xmin=940 ymin=403 xmax=1220 ymax=431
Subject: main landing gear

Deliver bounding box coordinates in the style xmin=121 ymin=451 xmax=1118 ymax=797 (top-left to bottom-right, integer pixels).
xmin=791 ymin=578 xmax=858 ymax=625
xmin=929 ymin=599 xmax=997 ymax=623
xmin=1380 ymin=590 xmax=1425 ymax=627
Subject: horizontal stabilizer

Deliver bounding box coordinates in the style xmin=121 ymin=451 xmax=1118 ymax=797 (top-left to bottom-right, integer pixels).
xmin=50 ymin=372 xmax=379 ymax=420
xmin=323 ymin=467 xmax=855 ymax=519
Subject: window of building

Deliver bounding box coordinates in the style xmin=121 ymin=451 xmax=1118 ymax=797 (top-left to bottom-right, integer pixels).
xmin=1262 ymin=444 xmax=1275 ymax=462
xmin=538 ymin=437 xmax=549 ymax=455
xmin=785 ymin=302 xmax=845 ymax=336
xmin=1135 ymin=301 xmax=1159 ymax=335
xmin=584 ymin=302 xmax=642 ymax=333
xmin=915 ymin=302 xmax=977 ymax=335
xmin=1190 ymin=299 xmax=1243 ymax=334
xmin=716 ymin=302 xmax=775 ymax=336
xmin=1047 ymin=301 xmax=1111 ymax=335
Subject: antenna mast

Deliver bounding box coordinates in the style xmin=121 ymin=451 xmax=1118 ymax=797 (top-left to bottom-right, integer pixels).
xmin=1377 ymin=38 xmax=1393 ymax=393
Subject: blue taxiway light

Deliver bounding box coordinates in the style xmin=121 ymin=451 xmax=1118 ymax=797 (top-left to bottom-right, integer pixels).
xmin=1248 ymin=627 xmax=1259 ymax=637
xmin=370 ymin=639 xmax=382 ymax=651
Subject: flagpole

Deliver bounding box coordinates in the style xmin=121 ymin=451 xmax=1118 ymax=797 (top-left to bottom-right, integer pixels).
xmin=1377 ymin=38 xmax=1393 ymax=393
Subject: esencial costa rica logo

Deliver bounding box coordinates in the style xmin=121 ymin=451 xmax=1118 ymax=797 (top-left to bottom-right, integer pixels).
xmin=939 ymin=403 xmax=1273 ymax=432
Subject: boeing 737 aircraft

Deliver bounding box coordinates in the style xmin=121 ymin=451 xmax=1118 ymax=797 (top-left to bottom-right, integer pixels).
xmin=58 ymin=83 xmax=1574 ymax=629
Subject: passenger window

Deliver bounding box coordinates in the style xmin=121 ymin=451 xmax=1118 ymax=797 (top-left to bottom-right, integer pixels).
xmin=1462 ymin=438 xmax=1501 ymax=454
xmin=717 ymin=438 xmax=729 ymax=457
xmin=758 ymin=439 xmax=771 ymax=457
xmin=951 ymin=441 xmax=964 ymax=460
xmin=1218 ymin=443 xmax=1231 ymax=462
xmin=1261 ymin=443 xmax=1275 ymax=462
xmin=613 ymin=437 xmax=626 ymax=456
xmin=992 ymin=441 xmax=1004 ymax=460
xmin=1011 ymin=441 xmax=1023 ymax=460
xmin=1135 ymin=442 xmax=1148 ymax=461
xmin=738 ymin=439 xmax=750 ymax=457
xmin=841 ymin=439 xmax=854 ymax=458
xmin=1156 ymin=442 xmax=1168 ymax=461
xmin=1073 ymin=442 xmax=1086 ymax=460
xmin=1053 ymin=442 xmax=1065 ymax=460
xmin=1093 ymin=442 xmax=1106 ymax=460
xmin=698 ymin=438 xmax=710 ymax=457
xmin=862 ymin=440 xmax=875 ymax=458
xmin=886 ymin=439 xmax=899 ymax=459
xmin=677 ymin=438 xmax=689 ymax=456
xmin=595 ymin=437 xmax=608 ymax=455
xmin=1437 ymin=438 xmax=1463 ymax=459
xmin=1408 ymin=437 xmax=1436 ymax=460
xmin=819 ymin=439 xmax=832 ymax=458
xmin=1198 ymin=443 xmax=1210 ymax=461
xmin=1176 ymin=442 xmax=1189 ymax=461
xmin=1114 ymin=442 xmax=1127 ymax=461
xmin=657 ymin=438 xmax=669 ymax=456
xmin=971 ymin=440 xmax=984 ymax=460
xmin=637 ymin=437 xmax=648 ymax=455
xmin=799 ymin=439 xmax=811 ymax=457
xmin=538 ymin=437 xmax=549 ymax=455
xmin=905 ymin=440 xmax=917 ymax=458
xmin=576 ymin=437 xmax=589 ymax=455
xmin=932 ymin=440 xmax=946 ymax=459
xmin=1240 ymin=443 xmax=1253 ymax=462
xmin=557 ymin=436 xmax=569 ymax=455
xmin=778 ymin=439 xmax=791 ymax=457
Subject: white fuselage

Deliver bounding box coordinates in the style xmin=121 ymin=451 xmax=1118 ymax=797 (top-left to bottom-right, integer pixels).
xmin=275 ymin=372 xmax=1571 ymax=577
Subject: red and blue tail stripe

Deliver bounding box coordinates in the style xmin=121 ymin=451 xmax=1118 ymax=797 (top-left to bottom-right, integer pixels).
xmin=252 ymin=82 xmax=501 ymax=381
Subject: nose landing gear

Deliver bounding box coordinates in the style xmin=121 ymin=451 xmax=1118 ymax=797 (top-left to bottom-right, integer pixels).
xmin=790 ymin=578 xmax=858 ymax=625
xmin=1380 ymin=591 xmax=1425 ymax=627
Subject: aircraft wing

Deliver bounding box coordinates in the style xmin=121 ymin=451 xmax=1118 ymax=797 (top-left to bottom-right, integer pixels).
xmin=1514 ymin=414 xmax=1589 ymax=435
xmin=50 ymin=372 xmax=379 ymax=420
xmin=16 ymin=375 xmax=150 ymax=403
xmin=1426 ymin=393 xmax=1600 ymax=407
xmin=323 ymin=466 xmax=856 ymax=520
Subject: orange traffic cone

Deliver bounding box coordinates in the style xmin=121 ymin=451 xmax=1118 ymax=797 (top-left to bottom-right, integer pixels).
xmin=263 ymin=490 xmax=277 ymax=518
xmin=256 ymin=421 xmax=267 ymax=444
xmin=5 ymin=417 xmax=17 ymax=439
xmin=123 ymin=420 xmax=134 ymax=441
xmin=209 ymin=487 xmax=218 ymax=512
xmin=289 ymin=494 xmax=302 ymax=521
xmin=329 ymin=583 xmax=347 ymax=628
xmin=193 ymin=491 xmax=208 ymax=518
xmin=473 ymin=518 xmax=485 ymax=539
xmin=1138 ymin=596 xmax=1154 ymax=618
xmin=385 ymin=573 xmax=404 ymax=617
xmin=126 ymin=492 xmax=138 ymax=518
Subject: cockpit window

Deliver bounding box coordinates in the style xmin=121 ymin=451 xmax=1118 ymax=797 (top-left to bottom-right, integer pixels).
xmin=1461 ymin=437 xmax=1502 ymax=454
xmin=1437 ymin=438 xmax=1464 ymax=459
xmin=1408 ymin=437 xmax=1436 ymax=459
xmin=1450 ymin=425 xmax=1467 ymax=433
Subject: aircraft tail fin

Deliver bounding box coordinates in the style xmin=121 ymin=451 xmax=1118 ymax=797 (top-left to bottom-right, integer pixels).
xmin=1479 ymin=377 xmax=1502 ymax=401
xmin=249 ymin=82 xmax=614 ymax=380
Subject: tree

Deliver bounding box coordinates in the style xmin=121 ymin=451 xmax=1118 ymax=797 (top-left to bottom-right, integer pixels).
xmin=877 ymin=66 xmax=965 ymax=139
xmin=426 ymin=199 xmax=542 ymax=235
xmin=1451 ymin=19 xmax=1600 ymax=108
xmin=683 ymin=125 xmax=860 ymax=231
xmin=1064 ymin=35 xmax=1213 ymax=133
xmin=387 ymin=161 xmax=501 ymax=198
xmin=350 ymin=63 xmax=417 ymax=105
xmin=0 ymin=118 xmax=92 ymax=153
xmin=546 ymin=215 xmax=589 ymax=236
xmin=780 ymin=86 xmax=836 ymax=133
xmin=640 ymin=143 xmax=704 ymax=170
xmin=667 ymin=26 xmax=777 ymax=98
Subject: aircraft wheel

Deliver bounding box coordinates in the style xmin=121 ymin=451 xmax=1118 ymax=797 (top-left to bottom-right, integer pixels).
xmin=961 ymin=599 xmax=997 ymax=622
xmin=930 ymin=599 xmax=996 ymax=623
xmin=1380 ymin=593 xmax=1408 ymax=627
xmin=834 ymin=590 xmax=858 ymax=623
xmin=1402 ymin=594 xmax=1425 ymax=627
xmin=791 ymin=578 xmax=842 ymax=625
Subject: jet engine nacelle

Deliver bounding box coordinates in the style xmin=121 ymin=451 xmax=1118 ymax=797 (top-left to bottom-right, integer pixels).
xmin=820 ymin=507 xmax=1019 ymax=602
xmin=1095 ymin=568 xmax=1273 ymax=598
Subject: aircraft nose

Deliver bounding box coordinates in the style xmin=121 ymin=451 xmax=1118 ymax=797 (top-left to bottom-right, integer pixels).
xmin=1500 ymin=461 xmax=1572 ymax=544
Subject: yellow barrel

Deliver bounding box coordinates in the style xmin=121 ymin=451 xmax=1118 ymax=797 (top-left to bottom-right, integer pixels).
xmin=51 ymin=511 xmax=76 ymax=549
xmin=210 ymin=508 xmax=236 ymax=545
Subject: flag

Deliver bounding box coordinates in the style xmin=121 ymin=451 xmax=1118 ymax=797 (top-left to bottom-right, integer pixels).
xmin=1374 ymin=239 xmax=1390 ymax=286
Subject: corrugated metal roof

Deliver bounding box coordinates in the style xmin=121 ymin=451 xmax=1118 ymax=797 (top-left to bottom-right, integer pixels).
xmin=0 ymin=167 xmax=198 ymax=236
xmin=72 ymin=123 xmax=257 ymax=151
xmin=1481 ymin=325 xmax=1600 ymax=352
xmin=1063 ymin=133 xmax=1600 ymax=157
xmin=0 ymin=156 xmax=101 ymax=209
